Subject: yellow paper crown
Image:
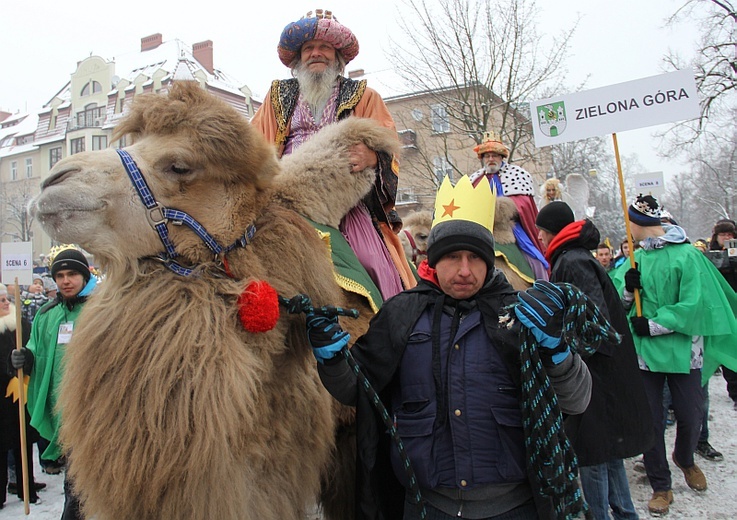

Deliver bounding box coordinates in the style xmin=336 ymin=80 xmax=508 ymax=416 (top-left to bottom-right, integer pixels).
xmin=432 ymin=175 xmax=496 ymax=232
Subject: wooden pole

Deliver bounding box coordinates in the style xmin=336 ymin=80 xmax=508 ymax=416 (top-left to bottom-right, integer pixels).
xmin=612 ymin=133 xmax=643 ymax=316
xmin=14 ymin=278 xmax=31 ymax=514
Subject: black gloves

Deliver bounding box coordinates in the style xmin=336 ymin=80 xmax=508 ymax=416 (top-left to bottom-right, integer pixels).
xmin=10 ymin=347 xmax=34 ymax=372
xmin=624 ymin=266 xmax=642 ymax=293
xmin=306 ymin=313 xmax=351 ymax=364
xmin=630 ymin=316 xmax=651 ymax=337
xmin=515 ymin=281 xmax=570 ymax=364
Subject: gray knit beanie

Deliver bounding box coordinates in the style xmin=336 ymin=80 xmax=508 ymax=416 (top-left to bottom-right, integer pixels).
xmin=426 ymin=219 xmax=495 ymax=269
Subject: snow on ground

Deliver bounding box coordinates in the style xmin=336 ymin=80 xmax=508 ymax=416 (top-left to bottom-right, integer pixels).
xmin=3 ymin=374 xmax=735 ymax=519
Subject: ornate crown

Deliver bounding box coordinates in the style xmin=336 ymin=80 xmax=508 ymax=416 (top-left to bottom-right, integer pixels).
xmin=47 ymin=244 xmax=81 ymax=266
xmin=304 ymin=9 xmax=334 ymax=20
xmin=481 ymin=130 xmax=502 ymax=143
xmin=432 ymin=175 xmax=497 ymax=232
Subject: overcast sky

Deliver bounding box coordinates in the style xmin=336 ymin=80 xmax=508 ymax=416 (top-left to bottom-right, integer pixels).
xmin=1 ymin=0 xmax=698 ymax=179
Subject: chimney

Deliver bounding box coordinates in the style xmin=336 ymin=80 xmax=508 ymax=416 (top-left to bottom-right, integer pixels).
xmin=141 ymin=33 xmax=163 ymax=52
xmin=348 ymin=69 xmax=365 ymax=79
xmin=193 ymin=40 xmax=214 ymax=74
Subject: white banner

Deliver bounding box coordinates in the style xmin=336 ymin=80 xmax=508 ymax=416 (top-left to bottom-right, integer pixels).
xmin=633 ymin=172 xmax=665 ymax=198
xmin=1 ymin=241 xmax=33 ymax=286
xmin=530 ymin=69 xmax=700 ymax=147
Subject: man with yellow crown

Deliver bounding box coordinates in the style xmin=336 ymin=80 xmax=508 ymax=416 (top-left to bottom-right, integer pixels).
xmin=469 ymin=131 xmax=547 ymax=259
xmin=305 ymin=176 xmax=592 ymax=519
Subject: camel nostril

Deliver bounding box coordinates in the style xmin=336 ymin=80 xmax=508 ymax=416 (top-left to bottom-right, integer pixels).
xmin=43 ymin=167 xmax=79 ymax=188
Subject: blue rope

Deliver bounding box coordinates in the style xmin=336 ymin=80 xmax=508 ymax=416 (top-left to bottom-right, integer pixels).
xmin=512 ymin=282 xmax=621 ymax=520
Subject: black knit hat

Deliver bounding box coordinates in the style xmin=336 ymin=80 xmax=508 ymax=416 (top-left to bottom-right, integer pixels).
xmin=536 ymin=201 xmax=575 ymax=234
xmin=426 ymin=219 xmax=495 ymax=269
xmin=51 ymin=249 xmax=91 ymax=283
xmin=628 ymin=194 xmax=661 ymax=226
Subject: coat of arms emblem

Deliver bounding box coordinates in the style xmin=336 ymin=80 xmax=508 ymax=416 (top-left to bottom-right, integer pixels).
xmin=535 ymin=101 xmax=567 ymax=137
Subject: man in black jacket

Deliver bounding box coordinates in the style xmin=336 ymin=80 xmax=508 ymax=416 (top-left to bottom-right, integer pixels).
xmin=306 ymin=212 xmax=593 ymax=520
xmin=536 ymin=201 xmax=654 ymax=518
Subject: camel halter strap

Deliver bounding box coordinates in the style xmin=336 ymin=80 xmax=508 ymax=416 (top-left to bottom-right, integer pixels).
xmin=116 ymin=149 xmax=256 ymax=276
xmin=402 ymin=229 xmax=425 ymax=265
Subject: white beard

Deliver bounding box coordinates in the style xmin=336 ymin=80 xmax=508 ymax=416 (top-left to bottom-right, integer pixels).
xmin=484 ymin=163 xmax=501 ymax=175
xmin=293 ymin=61 xmax=341 ymax=114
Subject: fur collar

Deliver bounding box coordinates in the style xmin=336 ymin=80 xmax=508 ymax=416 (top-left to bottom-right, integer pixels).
xmin=0 ymin=305 xmax=17 ymax=334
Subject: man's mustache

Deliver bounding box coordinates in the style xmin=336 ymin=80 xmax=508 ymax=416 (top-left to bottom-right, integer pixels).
xmin=307 ymin=58 xmax=329 ymax=65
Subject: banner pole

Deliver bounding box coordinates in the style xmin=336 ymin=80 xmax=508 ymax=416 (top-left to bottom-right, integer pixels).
xmin=14 ymin=278 xmax=31 ymax=514
xmin=612 ymin=133 xmax=642 ymax=316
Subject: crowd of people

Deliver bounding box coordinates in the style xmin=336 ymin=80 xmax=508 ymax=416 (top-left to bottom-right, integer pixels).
xmin=3 ymin=8 xmax=737 ymax=520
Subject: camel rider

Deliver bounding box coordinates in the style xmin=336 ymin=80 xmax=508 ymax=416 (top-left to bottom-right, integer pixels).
xmin=468 ymin=132 xmax=548 ymax=280
xmin=11 ymin=247 xmax=97 ymax=520
xmin=252 ymin=9 xmax=416 ymax=306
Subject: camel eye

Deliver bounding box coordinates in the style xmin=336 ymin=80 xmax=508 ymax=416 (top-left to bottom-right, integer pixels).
xmin=169 ymin=164 xmax=191 ymax=175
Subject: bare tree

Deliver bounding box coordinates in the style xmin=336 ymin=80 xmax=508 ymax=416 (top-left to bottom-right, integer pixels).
xmin=664 ymin=0 xmax=737 ymax=145
xmin=1 ymin=179 xmax=35 ymax=242
xmin=388 ymin=0 xmax=577 ymax=182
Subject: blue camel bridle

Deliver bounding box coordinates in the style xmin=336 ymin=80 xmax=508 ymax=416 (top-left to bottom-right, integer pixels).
xmin=116 ymin=149 xmax=256 ymax=276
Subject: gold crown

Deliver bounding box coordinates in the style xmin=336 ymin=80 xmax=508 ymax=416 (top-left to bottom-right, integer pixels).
xmin=47 ymin=244 xmax=81 ymax=266
xmin=305 ymin=9 xmax=335 ymax=20
xmin=481 ymin=130 xmax=502 ymax=143
xmin=432 ymin=175 xmax=496 ymax=232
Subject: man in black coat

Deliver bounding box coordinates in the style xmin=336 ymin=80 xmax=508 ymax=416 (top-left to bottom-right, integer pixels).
xmin=308 ymin=215 xmax=593 ymax=520
xmin=536 ymin=201 xmax=654 ymax=519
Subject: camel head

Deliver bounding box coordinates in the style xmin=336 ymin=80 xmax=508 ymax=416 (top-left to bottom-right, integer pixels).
xmin=401 ymin=210 xmax=432 ymax=264
xmin=31 ymin=81 xmax=280 ymax=272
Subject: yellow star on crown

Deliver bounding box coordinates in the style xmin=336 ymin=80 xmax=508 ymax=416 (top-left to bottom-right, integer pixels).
xmin=432 ymin=175 xmax=496 ymax=232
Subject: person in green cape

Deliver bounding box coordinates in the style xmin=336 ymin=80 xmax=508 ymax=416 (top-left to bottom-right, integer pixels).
xmin=11 ymin=246 xmax=97 ymax=520
xmin=611 ymin=194 xmax=737 ymax=516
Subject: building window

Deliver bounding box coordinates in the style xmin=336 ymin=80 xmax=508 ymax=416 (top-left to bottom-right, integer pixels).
xmin=398 ymin=129 xmax=417 ymax=149
xmin=25 ymin=158 xmax=33 ymax=178
xmin=81 ymin=81 xmax=103 ymax=97
xmin=433 ymin=156 xmax=454 ymax=182
xmin=76 ymin=104 xmax=105 ymax=128
xmin=92 ymin=135 xmax=108 ymax=151
xmin=431 ymin=104 xmax=450 ymax=134
xmin=50 ymin=147 xmax=62 ymax=168
xmin=71 ymin=137 xmax=85 ymax=155
xmin=10 ymin=161 xmax=17 ymax=180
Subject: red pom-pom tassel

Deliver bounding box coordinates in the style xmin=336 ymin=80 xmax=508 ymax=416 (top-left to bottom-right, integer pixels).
xmin=238 ymin=280 xmax=280 ymax=333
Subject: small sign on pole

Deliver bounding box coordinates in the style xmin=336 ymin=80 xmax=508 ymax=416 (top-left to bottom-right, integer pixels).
xmin=633 ymin=172 xmax=666 ymax=198
xmin=1 ymin=242 xmax=34 ymax=286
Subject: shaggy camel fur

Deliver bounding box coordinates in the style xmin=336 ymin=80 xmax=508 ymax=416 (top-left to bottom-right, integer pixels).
xmin=398 ymin=210 xmax=432 ymax=266
xmin=31 ymin=81 xmax=397 ymax=520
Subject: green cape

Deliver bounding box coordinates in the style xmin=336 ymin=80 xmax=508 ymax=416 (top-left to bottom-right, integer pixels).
xmin=611 ymin=243 xmax=737 ymax=383
xmin=26 ymin=301 xmax=84 ymax=461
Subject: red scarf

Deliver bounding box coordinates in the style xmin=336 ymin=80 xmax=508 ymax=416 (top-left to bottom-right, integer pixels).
xmin=417 ymin=259 xmax=440 ymax=287
xmin=543 ymin=220 xmax=586 ymax=263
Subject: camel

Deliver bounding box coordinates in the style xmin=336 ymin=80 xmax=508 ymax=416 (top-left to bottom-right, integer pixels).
xmin=398 ymin=210 xmax=432 ymax=266
xmin=30 ymin=81 xmax=398 ymax=520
